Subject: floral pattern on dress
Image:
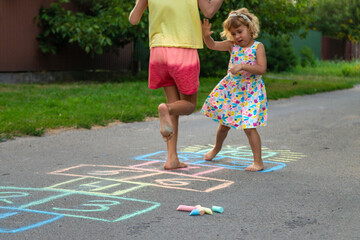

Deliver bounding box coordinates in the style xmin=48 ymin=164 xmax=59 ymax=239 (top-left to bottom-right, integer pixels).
xmin=201 ymin=41 xmax=268 ymax=129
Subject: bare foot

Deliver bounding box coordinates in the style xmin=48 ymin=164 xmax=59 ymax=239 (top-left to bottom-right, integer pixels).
xmin=158 ymin=103 xmax=173 ymax=141
xmin=164 ymin=161 xmax=188 ymax=170
xmin=204 ymin=148 xmax=220 ymax=161
xmin=245 ymin=163 xmax=264 ymax=172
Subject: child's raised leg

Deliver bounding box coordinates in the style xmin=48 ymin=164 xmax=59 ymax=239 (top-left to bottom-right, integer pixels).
xmin=160 ymin=86 xmax=197 ymax=170
xmin=204 ymin=124 xmax=230 ymax=161
xmin=158 ymin=103 xmax=174 ymax=140
xmin=243 ymin=128 xmax=264 ymax=171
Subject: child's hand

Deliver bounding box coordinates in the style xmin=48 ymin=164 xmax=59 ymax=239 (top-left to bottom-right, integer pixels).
xmin=201 ymin=19 xmax=214 ymax=37
xmin=230 ymin=64 xmax=243 ymax=74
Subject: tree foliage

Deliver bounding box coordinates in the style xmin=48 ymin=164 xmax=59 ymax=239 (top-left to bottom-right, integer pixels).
xmin=312 ymin=0 xmax=360 ymax=42
xmin=210 ymin=0 xmax=313 ymax=39
xmin=35 ymin=0 xmax=313 ymax=56
xmin=35 ymin=0 xmax=148 ymax=55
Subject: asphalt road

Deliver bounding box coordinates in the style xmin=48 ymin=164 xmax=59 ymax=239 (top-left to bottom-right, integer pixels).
xmin=1 ymin=85 xmax=359 ymax=240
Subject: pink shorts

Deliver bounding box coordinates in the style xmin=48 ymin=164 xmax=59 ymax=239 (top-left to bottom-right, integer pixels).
xmin=149 ymin=47 xmax=200 ymax=95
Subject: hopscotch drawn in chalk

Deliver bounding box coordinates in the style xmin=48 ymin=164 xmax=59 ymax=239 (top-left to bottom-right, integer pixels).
xmin=0 ymin=186 xmax=160 ymax=233
xmin=182 ymin=145 xmax=306 ymax=163
xmin=48 ymin=164 xmax=234 ymax=193
xmin=183 ymin=145 xmax=307 ymax=162
xmin=1 ymin=144 xmax=306 ymax=234
xmin=133 ymin=145 xmax=306 ymax=173
xmin=0 ymin=206 xmax=63 ymax=233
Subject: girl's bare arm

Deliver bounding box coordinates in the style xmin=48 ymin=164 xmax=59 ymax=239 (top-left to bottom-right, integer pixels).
xmin=129 ymin=0 xmax=148 ymax=25
xmin=202 ymin=19 xmax=233 ymax=52
xmin=198 ymin=0 xmax=224 ymax=19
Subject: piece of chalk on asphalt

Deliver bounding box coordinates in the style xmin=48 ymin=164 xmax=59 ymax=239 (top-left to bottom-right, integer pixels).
xmin=202 ymin=207 xmax=213 ymax=215
xmin=189 ymin=209 xmax=200 ymax=216
xmin=177 ymin=205 xmax=196 ymax=212
xmin=195 ymin=205 xmax=205 ymax=215
xmin=212 ymin=206 xmax=224 ymax=213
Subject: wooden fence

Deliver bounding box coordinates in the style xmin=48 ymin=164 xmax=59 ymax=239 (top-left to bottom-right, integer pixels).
xmin=322 ymin=36 xmax=359 ymax=61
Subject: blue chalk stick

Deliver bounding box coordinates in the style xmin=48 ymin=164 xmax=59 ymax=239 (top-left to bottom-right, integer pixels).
xmin=189 ymin=209 xmax=200 ymax=216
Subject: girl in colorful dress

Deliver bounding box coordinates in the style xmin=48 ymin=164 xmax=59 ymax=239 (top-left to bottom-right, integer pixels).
xmin=201 ymin=8 xmax=268 ymax=171
xmin=129 ymin=0 xmax=224 ymax=170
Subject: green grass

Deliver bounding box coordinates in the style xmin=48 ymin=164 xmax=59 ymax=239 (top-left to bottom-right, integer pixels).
xmin=264 ymin=77 xmax=354 ymax=100
xmin=290 ymin=60 xmax=360 ymax=77
xmin=0 ymin=82 xmax=165 ymax=137
xmin=1 ymin=61 xmax=359 ymax=138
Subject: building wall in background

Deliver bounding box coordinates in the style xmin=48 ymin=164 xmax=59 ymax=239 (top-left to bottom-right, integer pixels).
xmin=0 ymin=0 xmax=132 ymax=72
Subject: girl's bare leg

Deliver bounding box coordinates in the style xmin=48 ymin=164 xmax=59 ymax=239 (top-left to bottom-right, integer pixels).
xmin=160 ymin=86 xmax=197 ymax=170
xmin=204 ymin=124 xmax=230 ymax=161
xmin=158 ymin=90 xmax=198 ymax=141
xmin=244 ymin=128 xmax=264 ymax=171
xmin=158 ymin=103 xmax=174 ymax=140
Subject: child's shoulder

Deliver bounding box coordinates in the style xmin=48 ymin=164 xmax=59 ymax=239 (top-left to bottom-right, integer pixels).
xmin=254 ymin=41 xmax=265 ymax=51
xmin=253 ymin=40 xmax=263 ymax=47
xmin=251 ymin=41 xmax=265 ymax=52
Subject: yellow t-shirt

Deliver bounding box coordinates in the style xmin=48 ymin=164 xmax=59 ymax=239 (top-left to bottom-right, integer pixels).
xmin=148 ymin=0 xmax=203 ymax=49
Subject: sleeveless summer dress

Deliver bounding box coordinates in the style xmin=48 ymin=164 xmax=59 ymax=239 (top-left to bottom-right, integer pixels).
xmin=201 ymin=41 xmax=268 ymax=129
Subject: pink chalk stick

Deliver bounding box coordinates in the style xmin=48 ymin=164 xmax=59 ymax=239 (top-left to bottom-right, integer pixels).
xmin=177 ymin=205 xmax=196 ymax=212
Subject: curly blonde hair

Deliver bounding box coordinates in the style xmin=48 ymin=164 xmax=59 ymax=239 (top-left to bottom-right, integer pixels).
xmin=220 ymin=8 xmax=260 ymax=40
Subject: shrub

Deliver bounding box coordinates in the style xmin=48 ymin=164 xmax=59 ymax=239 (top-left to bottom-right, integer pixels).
xmin=300 ymin=46 xmax=317 ymax=67
xmin=341 ymin=64 xmax=360 ymax=77
xmin=265 ymin=35 xmax=298 ymax=72
xmin=198 ymin=46 xmax=228 ymax=78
